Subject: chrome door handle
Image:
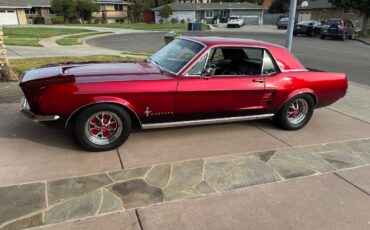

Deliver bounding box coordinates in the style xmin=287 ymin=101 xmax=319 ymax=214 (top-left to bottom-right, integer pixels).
xmin=252 ymin=79 xmax=264 ymax=83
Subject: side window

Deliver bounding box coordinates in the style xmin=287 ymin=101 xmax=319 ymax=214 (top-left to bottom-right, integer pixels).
xmin=243 ymin=48 xmax=263 ymax=60
xmin=211 ymin=48 xmax=224 ymax=61
xmin=187 ymin=54 xmax=208 ymax=76
xmin=262 ymin=50 xmax=278 ymax=75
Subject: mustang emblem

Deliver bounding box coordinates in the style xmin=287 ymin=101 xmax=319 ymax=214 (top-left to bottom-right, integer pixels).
xmin=144 ymin=107 xmax=152 ymax=117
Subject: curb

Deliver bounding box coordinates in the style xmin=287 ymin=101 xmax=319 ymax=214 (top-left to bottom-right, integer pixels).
xmin=354 ymin=38 xmax=370 ymax=46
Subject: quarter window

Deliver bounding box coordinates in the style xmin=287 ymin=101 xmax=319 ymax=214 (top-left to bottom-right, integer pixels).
xmin=262 ymin=50 xmax=278 ymax=75
xmin=188 ymin=54 xmax=208 ymax=76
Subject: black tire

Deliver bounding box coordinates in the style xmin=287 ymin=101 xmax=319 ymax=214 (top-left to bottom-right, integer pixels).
xmin=273 ymin=94 xmax=314 ymax=130
xmin=340 ymin=34 xmax=346 ymax=41
xmin=307 ymin=29 xmax=314 ymax=37
xmin=293 ymin=32 xmax=297 ymax=36
xmin=320 ymin=35 xmax=325 ymax=39
xmin=74 ymin=104 xmax=132 ymax=151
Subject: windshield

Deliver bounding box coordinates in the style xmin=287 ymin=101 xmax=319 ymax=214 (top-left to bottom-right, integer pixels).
xmin=229 ymin=17 xmax=239 ymax=20
xmin=280 ymin=18 xmax=289 ymax=22
xmin=149 ymin=39 xmax=204 ymax=74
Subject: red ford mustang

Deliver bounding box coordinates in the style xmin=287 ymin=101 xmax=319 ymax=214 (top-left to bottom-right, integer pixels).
xmin=19 ymin=37 xmax=348 ymax=151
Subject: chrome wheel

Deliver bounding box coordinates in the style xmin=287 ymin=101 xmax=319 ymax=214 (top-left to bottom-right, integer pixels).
xmin=84 ymin=111 xmax=123 ymax=145
xmin=286 ymin=99 xmax=308 ymax=125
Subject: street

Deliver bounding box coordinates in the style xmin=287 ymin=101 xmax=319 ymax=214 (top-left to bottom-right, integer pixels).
xmin=87 ymin=31 xmax=370 ymax=86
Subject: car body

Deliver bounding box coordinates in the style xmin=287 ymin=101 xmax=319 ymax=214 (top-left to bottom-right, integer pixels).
xmin=320 ymin=18 xmax=356 ymax=40
xmin=293 ymin=20 xmax=322 ymax=36
xmin=277 ymin=17 xmax=289 ymax=29
xmin=227 ymin=16 xmax=244 ymax=28
xmin=20 ymin=37 xmax=348 ymax=151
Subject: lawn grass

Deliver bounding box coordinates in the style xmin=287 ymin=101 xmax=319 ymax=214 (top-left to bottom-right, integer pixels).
xmin=4 ymin=38 xmax=41 ymax=47
xmin=3 ymin=27 xmax=92 ymax=38
xmin=10 ymin=55 xmax=142 ymax=74
xmin=71 ymin=23 xmax=188 ymax=31
xmin=56 ymin=32 xmax=112 ymax=46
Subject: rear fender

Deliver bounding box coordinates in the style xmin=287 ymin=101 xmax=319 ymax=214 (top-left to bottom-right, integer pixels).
xmin=277 ymin=88 xmax=318 ymax=112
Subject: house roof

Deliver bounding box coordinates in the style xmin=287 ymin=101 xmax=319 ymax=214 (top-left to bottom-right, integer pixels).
xmin=0 ymin=0 xmax=131 ymax=8
xmin=152 ymin=2 xmax=266 ymax=11
xmin=297 ymin=0 xmax=334 ymax=10
xmin=0 ymin=0 xmax=51 ymax=8
xmin=95 ymin=0 xmax=132 ymax=5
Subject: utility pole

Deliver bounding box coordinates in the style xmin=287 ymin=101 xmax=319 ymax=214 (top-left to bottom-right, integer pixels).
xmin=285 ymin=0 xmax=298 ymax=51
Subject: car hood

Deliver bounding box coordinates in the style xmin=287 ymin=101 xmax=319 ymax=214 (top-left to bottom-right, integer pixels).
xmin=21 ymin=61 xmax=172 ymax=84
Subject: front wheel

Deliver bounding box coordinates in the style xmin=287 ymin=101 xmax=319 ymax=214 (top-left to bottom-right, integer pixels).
xmin=273 ymin=94 xmax=314 ymax=130
xmin=74 ymin=104 xmax=132 ymax=151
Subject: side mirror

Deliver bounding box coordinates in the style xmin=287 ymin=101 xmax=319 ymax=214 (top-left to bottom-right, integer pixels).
xmin=203 ymin=67 xmax=216 ymax=77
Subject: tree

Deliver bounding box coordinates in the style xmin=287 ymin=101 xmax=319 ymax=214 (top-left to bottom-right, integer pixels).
xmin=0 ymin=26 xmax=17 ymax=81
xmin=51 ymin=0 xmax=76 ymax=22
xmin=268 ymin=0 xmax=289 ymax=13
xmin=75 ymin=0 xmax=98 ymax=22
xmin=329 ymin=0 xmax=370 ymax=37
xmin=160 ymin=5 xmax=173 ymax=22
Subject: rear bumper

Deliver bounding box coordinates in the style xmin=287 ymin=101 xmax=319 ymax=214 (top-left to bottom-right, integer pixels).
xmin=21 ymin=98 xmax=60 ymax=122
xmin=320 ymin=31 xmax=344 ymax=37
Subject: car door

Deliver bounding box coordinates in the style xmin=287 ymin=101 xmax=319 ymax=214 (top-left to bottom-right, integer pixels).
xmin=175 ymin=46 xmax=270 ymax=121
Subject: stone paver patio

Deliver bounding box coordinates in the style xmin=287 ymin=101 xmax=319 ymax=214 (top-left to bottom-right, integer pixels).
xmin=1 ymin=138 xmax=369 ymax=230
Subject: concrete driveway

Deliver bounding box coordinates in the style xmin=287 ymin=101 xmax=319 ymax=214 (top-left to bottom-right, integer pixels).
xmin=1 ymin=82 xmax=370 ymax=186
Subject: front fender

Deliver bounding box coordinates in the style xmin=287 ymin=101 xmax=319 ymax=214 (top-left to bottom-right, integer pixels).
xmin=65 ymin=96 xmax=141 ymax=128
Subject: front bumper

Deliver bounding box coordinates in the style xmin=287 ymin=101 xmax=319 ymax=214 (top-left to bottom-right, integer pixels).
xmin=21 ymin=98 xmax=60 ymax=122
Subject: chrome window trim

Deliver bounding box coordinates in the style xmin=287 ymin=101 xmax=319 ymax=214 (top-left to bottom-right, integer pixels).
xmin=184 ymin=50 xmax=210 ymax=77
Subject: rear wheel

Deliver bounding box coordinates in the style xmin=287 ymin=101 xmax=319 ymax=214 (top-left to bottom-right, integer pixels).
xmin=74 ymin=104 xmax=132 ymax=151
xmin=320 ymin=35 xmax=325 ymax=39
xmin=273 ymin=94 xmax=314 ymax=130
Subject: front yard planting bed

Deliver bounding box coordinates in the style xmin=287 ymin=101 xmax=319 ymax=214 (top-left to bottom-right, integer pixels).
xmin=3 ymin=27 xmax=93 ymax=38
xmin=10 ymin=55 xmax=142 ymax=75
xmin=71 ymin=23 xmax=188 ymax=31
xmin=4 ymin=38 xmax=41 ymax=47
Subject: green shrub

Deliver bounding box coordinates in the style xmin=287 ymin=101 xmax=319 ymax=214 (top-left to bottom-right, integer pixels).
xmin=33 ymin=16 xmax=45 ymax=24
xmin=51 ymin=16 xmax=65 ymax=24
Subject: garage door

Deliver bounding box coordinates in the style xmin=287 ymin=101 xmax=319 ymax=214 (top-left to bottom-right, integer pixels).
xmin=0 ymin=9 xmax=19 ymax=25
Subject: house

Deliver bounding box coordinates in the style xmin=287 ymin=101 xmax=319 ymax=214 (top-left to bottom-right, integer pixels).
xmin=296 ymin=0 xmax=368 ymax=26
xmin=152 ymin=2 xmax=266 ymax=25
xmin=0 ymin=0 xmax=54 ymax=25
xmin=92 ymin=0 xmax=131 ymax=23
xmin=0 ymin=0 xmax=131 ymax=25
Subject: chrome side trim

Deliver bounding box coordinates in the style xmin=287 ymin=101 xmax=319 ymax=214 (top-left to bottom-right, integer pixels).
xmin=280 ymin=69 xmax=308 ymax=72
xmin=64 ymin=101 xmax=142 ymax=128
xmin=141 ymin=114 xmax=274 ymax=130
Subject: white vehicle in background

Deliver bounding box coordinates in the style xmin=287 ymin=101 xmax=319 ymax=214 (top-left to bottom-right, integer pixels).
xmin=227 ymin=16 xmax=244 ymax=28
